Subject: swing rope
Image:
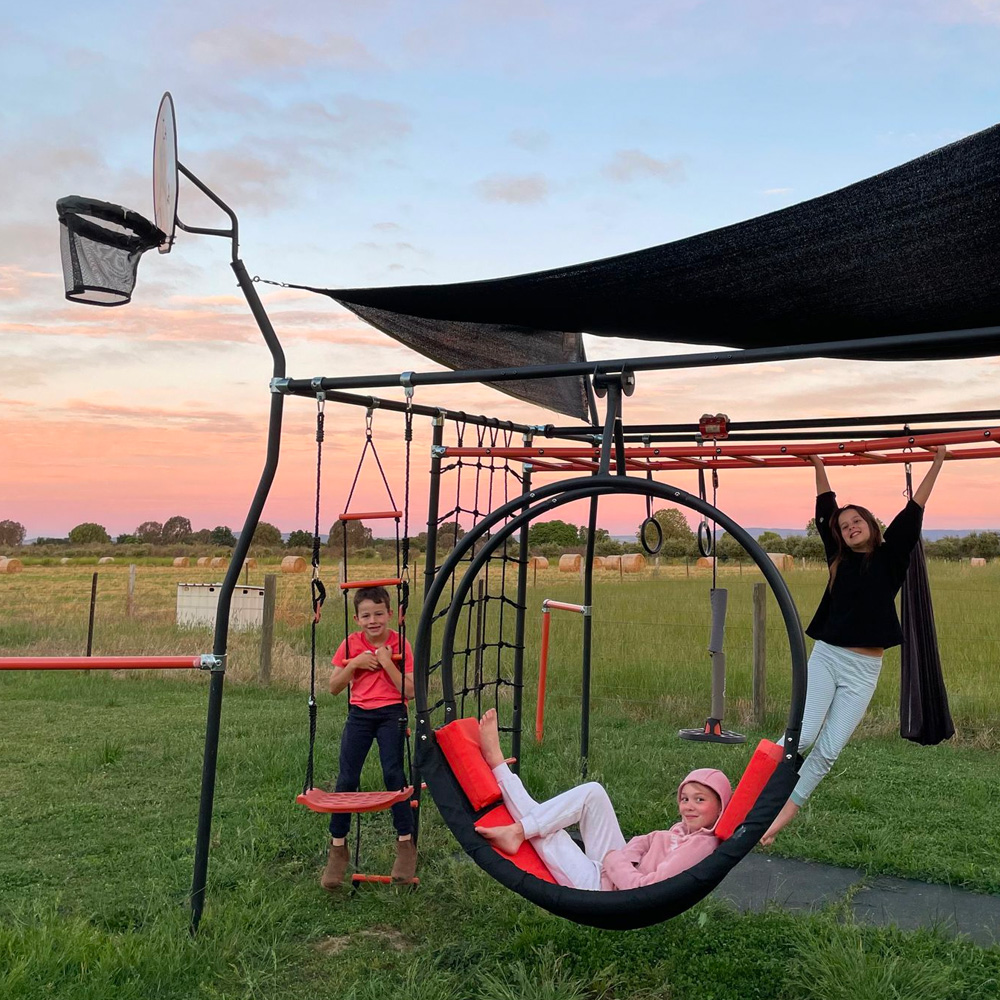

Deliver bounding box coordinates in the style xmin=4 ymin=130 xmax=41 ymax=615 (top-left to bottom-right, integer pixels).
xmin=304 ymin=394 xmax=327 ymax=793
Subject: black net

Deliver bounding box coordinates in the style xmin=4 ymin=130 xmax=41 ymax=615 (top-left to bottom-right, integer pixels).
xmin=57 ymin=196 xmax=164 ymax=306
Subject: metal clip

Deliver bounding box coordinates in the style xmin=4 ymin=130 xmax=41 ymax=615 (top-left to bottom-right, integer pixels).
xmin=199 ymin=654 xmax=226 ymax=672
xmin=270 ymin=377 xmax=290 ymax=394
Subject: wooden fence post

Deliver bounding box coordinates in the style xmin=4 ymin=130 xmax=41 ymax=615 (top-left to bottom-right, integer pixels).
xmin=127 ymin=563 xmax=136 ymax=617
xmin=258 ymin=573 xmax=277 ymax=685
xmin=752 ymin=582 xmax=767 ymax=726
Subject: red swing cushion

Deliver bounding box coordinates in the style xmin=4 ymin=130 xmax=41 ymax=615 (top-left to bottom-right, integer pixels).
xmin=714 ymin=739 xmax=784 ymax=840
xmin=435 ymin=717 xmax=558 ymax=883
xmin=434 ymin=717 xmax=503 ymax=810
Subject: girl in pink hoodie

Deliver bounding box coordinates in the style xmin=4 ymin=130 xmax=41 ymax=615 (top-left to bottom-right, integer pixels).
xmin=474 ymin=710 xmax=732 ymax=891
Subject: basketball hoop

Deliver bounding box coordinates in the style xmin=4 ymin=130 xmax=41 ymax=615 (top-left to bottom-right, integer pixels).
xmin=57 ymin=196 xmax=164 ymax=306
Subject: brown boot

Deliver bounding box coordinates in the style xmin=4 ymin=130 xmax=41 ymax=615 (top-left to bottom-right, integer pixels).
xmin=320 ymin=841 xmax=350 ymax=892
xmin=390 ymin=837 xmax=417 ymax=882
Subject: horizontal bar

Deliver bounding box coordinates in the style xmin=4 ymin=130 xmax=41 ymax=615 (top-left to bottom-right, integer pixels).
xmin=542 ymin=600 xmax=588 ymax=614
xmin=547 ymin=408 xmax=1000 ymax=438
xmin=339 ymin=577 xmax=403 ymax=590
xmin=0 ymin=655 xmax=205 ymax=671
xmin=350 ymin=874 xmax=420 ymax=884
xmin=441 ymin=427 xmax=997 ymax=461
xmin=339 ymin=510 xmax=401 ymax=521
xmin=283 ymin=326 xmax=1000 ymax=392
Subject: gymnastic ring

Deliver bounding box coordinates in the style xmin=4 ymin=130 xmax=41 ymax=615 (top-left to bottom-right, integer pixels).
xmin=697 ymin=519 xmax=714 ymax=557
xmin=639 ymin=516 xmax=663 ymax=555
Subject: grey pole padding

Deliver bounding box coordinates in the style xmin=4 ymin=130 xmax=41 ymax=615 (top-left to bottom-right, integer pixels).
xmin=708 ymin=588 xmax=728 ymax=720
xmin=707 ymin=587 xmax=728 ymax=652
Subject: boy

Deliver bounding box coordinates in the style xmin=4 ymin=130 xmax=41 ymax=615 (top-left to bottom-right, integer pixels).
xmin=321 ymin=586 xmax=416 ymax=889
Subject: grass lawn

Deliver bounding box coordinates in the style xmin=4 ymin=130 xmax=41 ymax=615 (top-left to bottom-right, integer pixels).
xmin=1 ymin=560 xmax=998 ymax=998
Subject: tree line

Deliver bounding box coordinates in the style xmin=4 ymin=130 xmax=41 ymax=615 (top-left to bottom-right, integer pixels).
xmin=2 ymin=509 xmax=998 ymax=560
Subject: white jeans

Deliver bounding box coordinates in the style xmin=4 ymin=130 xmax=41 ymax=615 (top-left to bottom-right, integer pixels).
xmin=785 ymin=640 xmax=883 ymax=805
xmin=492 ymin=763 xmax=627 ymax=890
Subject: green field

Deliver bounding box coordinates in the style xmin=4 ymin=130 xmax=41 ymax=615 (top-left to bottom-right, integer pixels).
xmin=1 ymin=560 xmax=998 ymax=998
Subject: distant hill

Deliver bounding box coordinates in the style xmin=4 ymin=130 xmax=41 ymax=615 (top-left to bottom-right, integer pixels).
xmin=612 ymin=527 xmax=996 ymax=543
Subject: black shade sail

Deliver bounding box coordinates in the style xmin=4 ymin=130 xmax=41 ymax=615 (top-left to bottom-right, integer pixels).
xmin=306 ymin=124 xmax=1000 ymax=419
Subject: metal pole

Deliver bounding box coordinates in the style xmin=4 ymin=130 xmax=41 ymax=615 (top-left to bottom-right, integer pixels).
xmin=510 ymin=454 xmax=532 ymax=772
xmin=190 ymin=255 xmax=286 ymax=935
xmin=581 ymin=497 xmax=597 ymax=781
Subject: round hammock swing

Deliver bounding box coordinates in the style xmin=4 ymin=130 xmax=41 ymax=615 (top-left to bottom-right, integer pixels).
xmin=412 ymin=473 xmax=808 ymax=930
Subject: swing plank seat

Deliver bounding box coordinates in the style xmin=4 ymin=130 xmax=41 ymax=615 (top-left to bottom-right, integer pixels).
xmin=339 ymin=510 xmax=402 ymax=521
xmin=351 ymin=873 xmax=419 ymax=886
xmin=297 ymin=786 xmax=414 ymax=814
xmin=340 ymin=577 xmax=403 ymax=591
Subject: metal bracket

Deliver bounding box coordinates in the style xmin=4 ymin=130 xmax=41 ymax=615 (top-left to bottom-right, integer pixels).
xmin=431 ymin=444 xmax=447 ymax=457
xmin=401 ymin=372 xmax=415 ymax=398
xmin=270 ymin=377 xmax=290 ymax=394
xmin=199 ymin=654 xmax=226 ymax=672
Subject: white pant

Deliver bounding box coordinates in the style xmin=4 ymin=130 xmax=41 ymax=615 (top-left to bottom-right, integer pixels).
xmin=492 ymin=763 xmax=626 ymax=890
xmin=784 ymin=640 xmax=883 ymax=805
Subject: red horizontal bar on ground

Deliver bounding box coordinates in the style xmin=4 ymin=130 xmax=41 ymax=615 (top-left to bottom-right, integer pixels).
xmin=339 ymin=578 xmax=403 ymax=590
xmin=0 ymin=655 xmax=203 ymax=671
xmin=351 ymin=874 xmax=419 ymax=885
xmin=338 ymin=511 xmax=402 ymax=521
xmin=296 ymin=787 xmax=414 ymax=814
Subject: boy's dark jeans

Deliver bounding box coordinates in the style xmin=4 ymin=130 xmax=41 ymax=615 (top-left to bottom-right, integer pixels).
xmin=329 ymin=703 xmax=413 ymax=839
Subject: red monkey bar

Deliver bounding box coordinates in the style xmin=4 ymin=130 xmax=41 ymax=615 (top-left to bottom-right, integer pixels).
xmin=0 ymin=655 xmax=212 ymax=671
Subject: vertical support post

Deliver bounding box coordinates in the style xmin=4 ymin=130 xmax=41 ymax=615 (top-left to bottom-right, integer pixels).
xmin=127 ymin=564 xmax=136 ymax=617
xmin=752 ymin=582 xmax=767 ymax=727
xmin=413 ymin=413 xmax=444 ymax=843
xmin=510 ymin=454 xmax=532 ymax=772
xmin=86 ymin=572 xmax=98 ymax=656
xmin=536 ymin=607 xmax=551 ymax=743
xmin=258 ymin=573 xmax=277 ymax=684
xmin=580 ymin=496 xmax=598 ymax=780
xmin=190 ymin=253 xmax=287 ymax=935
xmin=473 ymin=579 xmax=485 ymax=713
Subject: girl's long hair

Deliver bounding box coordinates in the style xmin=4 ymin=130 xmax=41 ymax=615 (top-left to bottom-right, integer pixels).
xmin=829 ymin=505 xmax=883 ymax=586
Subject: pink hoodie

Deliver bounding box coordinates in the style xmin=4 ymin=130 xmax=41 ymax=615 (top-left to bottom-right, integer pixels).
xmin=599 ymin=768 xmax=732 ymax=891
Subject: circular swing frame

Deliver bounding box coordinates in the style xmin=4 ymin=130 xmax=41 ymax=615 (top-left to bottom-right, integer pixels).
xmin=413 ymin=473 xmax=807 ymax=929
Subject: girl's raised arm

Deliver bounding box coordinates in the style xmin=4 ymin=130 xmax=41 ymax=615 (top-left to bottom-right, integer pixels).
xmin=911 ymin=448 xmax=948 ymax=508
xmin=808 ymin=454 xmax=833 ymax=495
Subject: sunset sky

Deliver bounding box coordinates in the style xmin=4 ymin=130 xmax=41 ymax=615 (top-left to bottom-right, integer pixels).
xmin=3 ymin=1 xmax=999 ymax=541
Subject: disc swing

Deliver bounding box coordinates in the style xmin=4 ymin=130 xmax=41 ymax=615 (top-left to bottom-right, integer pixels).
xmin=296 ymin=395 xmax=419 ymax=887
xmin=682 ymin=414 xmax=745 ymax=744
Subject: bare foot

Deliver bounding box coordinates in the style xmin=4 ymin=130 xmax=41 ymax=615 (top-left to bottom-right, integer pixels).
xmin=760 ymin=799 xmax=800 ymax=846
xmin=475 ymin=821 xmax=525 ymax=856
xmin=479 ymin=709 xmax=505 ymax=768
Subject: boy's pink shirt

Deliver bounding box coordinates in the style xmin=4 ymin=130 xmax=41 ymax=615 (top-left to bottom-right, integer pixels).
xmin=332 ymin=629 xmax=414 ymax=709
xmin=599 ymin=823 xmax=720 ymax=891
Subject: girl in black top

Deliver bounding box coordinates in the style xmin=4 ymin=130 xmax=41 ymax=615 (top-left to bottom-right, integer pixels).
xmin=761 ymin=449 xmax=947 ymax=845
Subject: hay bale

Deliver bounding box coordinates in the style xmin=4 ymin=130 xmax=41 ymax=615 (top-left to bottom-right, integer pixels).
xmin=970 ymin=557 xmax=987 ymax=567
xmin=767 ymin=552 xmax=794 ymax=572
xmin=243 ymin=557 xmax=258 ymax=570
xmin=591 ymin=556 xmax=605 ymax=570
xmin=0 ymin=557 xmax=24 ymax=574
xmin=603 ymin=555 xmax=622 ymax=572
xmin=696 ymin=556 xmax=715 ymax=569
xmin=196 ymin=557 xmax=212 ymax=567
xmin=173 ymin=556 xmax=190 ymax=568
xmin=97 ymin=556 xmax=115 ymax=564
xmin=281 ymin=555 xmax=307 ymax=574
xmin=621 ymin=553 xmax=646 ymax=573
xmin=209 ymin=557 xmax=227 ymax=569
xmin=558 ymin=554 xmax=581 ymax=573
xmin=60 ymin=557 xmax=71 ymax=565
xmin=528 ymin=556 xmax=549 ymax=570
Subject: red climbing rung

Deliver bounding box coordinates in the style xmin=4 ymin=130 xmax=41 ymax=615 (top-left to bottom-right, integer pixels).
xmin=0 ymin=655 xmax=205 ymax=671
xmin=340 ymin=577 xmax=403 ymax=591
xmin=351 ymin=873 xmax=420 ymax=885
xmin=338 ymin=511 xmax=402 ymax=521
xmin=296 ymin=787 xmax=414 ymax=814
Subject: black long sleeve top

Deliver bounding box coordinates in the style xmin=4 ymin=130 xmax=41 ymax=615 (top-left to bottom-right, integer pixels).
xmin=805 ymin=491 xmax=923 ymax=649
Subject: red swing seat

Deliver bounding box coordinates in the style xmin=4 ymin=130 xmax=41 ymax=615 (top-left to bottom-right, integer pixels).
xmin=297 ymin=786 xmax=415 ymax=814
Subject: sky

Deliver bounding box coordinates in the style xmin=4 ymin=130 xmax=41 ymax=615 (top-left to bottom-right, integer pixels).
xmin=3 ymin=0 xmax=999 ymax=541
